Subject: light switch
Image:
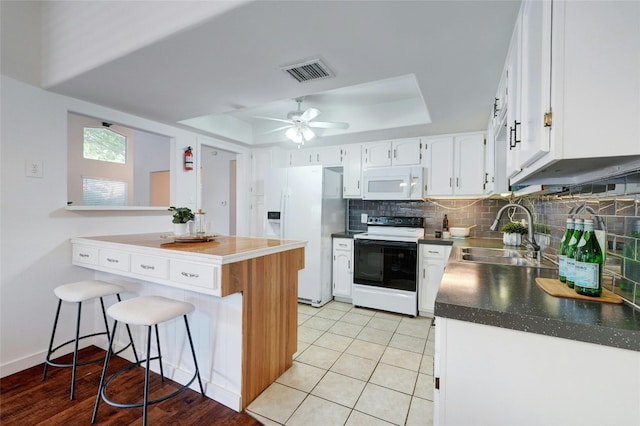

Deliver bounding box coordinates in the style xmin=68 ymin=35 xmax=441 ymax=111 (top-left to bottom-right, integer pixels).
xmin=26 ymin=160 xmax=43 ymax=178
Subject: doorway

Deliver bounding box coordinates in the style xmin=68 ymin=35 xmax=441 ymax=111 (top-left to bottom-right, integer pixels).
xmin=200 ymin=145 xmax=237 ymax=235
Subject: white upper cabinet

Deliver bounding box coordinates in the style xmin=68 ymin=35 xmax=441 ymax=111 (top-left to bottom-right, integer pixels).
xmin=342 ymin=144 xmax=362 ymax=198
xmin=426 ymin=137 xmax=454 ymax=196
xmin=426 ymin=133 xmax=485 ymax=197
xmin=363 ymin=138 xmax=422 ymax=168
xmin=506 ymin=0 xmax=640 ymax=185
xmin=288 ymin=145 xmax=343 ymax=167
xmin=484 ymin=115 xmax=509 ymax=195
xmin=504 ymin=17 xmax=522 ymax=181
xmin=518 ymin=0 xmax=551 ymax=169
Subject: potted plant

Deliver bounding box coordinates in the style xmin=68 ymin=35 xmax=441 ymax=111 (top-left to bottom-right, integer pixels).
xmin=500 ymin=222 xmax=528 ymax=246
xmin=168 ymin=206 xmax=194 ymax=235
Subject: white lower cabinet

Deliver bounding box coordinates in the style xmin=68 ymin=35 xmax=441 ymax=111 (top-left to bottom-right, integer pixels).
xmin=418 ymin=244 xmax=452 ymax=316
xmin=434 ymin=317 xmax=640 ymax=425
xmin=332 ymin=238 xmax=353 ymax=301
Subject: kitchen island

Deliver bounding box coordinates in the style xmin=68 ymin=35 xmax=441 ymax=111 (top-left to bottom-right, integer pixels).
xmin=70 ymin=233 xmax=305 ymax=411
xmin=433 ymin=239 xmax=640 ymax=425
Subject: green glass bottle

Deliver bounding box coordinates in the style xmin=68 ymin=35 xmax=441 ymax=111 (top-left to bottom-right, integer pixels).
xmin=565 ymin=218 xmax=583 ymax=288
xmin=558 ymin=218 xmax=575 ymax=283
xmin=574 ymin=219 xmax=603 ymax=297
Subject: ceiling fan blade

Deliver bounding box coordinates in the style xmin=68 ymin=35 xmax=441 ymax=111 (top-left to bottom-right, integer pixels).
xmin=253 ymin=115 xmax=292 ymax=124
xmin=308 ymin=121 xmax=350 ymax=130
xmin=300 ymin=108 xmax=320 ymax=122
xmin=262 ymin=125 xmax=291 ymax=135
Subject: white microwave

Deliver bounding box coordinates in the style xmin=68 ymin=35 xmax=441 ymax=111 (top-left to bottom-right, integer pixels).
xmin=362 ymin=166 xmax=426 ymax=200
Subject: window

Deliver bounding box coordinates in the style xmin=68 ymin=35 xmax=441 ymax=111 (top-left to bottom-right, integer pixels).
xmin=82 ymin=177 xmax=128 ymax=206
xmin=83 ymin=127 xmax=127 ymax=164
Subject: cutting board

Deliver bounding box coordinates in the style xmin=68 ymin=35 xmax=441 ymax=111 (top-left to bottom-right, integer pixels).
xmin=535 ymin=278 xmax=623 ymax=304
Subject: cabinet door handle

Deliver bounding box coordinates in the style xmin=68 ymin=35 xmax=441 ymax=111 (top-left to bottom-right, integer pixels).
xmin=509 ymin=121 xmax=521 ymax=149
xmin=181 ymin=271 xmax=199 ymax=278
xmin=484 ymin=172 xmax=489 ymax=184
xmin=423 ymin=268 xmax=425 ymax=279
xmin=456 ymin=177 xmax=459 ymax=187
xmin=317 ymin=154 xmax=320 ymax=162
xmin=449 ymin=177 xmax=452 ymax=188
xmin=393 ymin=149 xmax=397 ymax=159
xmin=79 ymin=253 xmax=90 ymax=258
xmin=388 ymin=149 xmax=391 ymax=159
xmin=140 ymin=264 xmax=155 ymax=270
xmin=348 ymin=260 xmax=351 ymax=269
xmin=106 ymin=258 xmax=119 ymax=263
xmin=357 ymin=180 xmax=360 ymax=189
xmin=309 ymin=154 xmax=312 ymax=163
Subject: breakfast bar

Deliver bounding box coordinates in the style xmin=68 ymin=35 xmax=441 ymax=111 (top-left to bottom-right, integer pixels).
xmin=70 ymin=233 xmax=305 ymax=411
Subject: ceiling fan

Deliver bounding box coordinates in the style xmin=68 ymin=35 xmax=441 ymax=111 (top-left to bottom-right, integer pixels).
xmin=255 ymin=98 xmax=349 ymax=145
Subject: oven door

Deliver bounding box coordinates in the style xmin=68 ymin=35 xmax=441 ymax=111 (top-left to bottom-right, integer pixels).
xmin=353 ymin=239 xmax=417 ymax=292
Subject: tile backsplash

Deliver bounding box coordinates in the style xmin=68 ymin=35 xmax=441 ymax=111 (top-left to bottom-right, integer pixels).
xmin=347 ymin=187 xmax=640 ymax=307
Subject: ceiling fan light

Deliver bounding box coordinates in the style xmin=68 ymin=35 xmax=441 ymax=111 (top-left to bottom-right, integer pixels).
xmin=285 ymin=126 xmax=304 ymax=144
xmin=301 ymin=125 xmax=315 ymax=141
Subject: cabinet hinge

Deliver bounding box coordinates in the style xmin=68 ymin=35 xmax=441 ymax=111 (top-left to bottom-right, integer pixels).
xmin=435 ymin=377 xmax=440 ymax=390
xmin=544 ymin=111 xmax=553 ymax=127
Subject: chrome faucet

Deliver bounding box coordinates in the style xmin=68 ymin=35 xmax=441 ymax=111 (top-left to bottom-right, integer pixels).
xmin=490 ymin=203 xmax=541 ymax=262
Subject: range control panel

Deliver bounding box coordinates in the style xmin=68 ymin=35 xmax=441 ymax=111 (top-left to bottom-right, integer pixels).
xmin=366 ymin=216 xmax=424 ymax=228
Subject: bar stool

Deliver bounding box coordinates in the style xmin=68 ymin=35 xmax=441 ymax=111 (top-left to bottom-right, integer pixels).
xmin=43 ymin=280 xmax=138 ymax=400
xmin=92 ymin=296 xmax=204 ymax=426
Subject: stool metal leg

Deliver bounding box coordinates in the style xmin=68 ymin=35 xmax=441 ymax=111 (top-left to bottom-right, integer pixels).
xmin=42 ymin=299 xmax=63 ymax=382
xmin=154 ymin=324 xmax=164 ymax=382
xmin=69 ymin=301 xmax=82 ymax=400
xmin=117 ymin=294 xmax=140 ymax=364
xmin=92 ymin=320 xmax=118 ymax=424
xmin=184 ymin=315 xmax=205 ymax=395
xmin=143 ymin=325 xmax=152 ymax=426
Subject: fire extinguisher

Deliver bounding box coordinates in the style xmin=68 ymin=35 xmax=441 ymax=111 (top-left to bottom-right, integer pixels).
xmin=184 ymin=146 xmax=194 ymax=171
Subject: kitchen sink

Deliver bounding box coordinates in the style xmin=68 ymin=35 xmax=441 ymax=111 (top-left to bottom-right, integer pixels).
xmin=459 ymin=247 xmax=557 ymax=269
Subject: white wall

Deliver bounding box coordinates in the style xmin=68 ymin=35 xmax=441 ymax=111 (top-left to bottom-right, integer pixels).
xmin=0 ymin=76 xmax=248 ymax=377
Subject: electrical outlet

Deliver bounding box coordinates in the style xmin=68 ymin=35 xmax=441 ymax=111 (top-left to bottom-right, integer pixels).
xmin=26 ymin=160 xmax=43 ymax=178
xmin=361 ymin=213 xmax=368 ymax=223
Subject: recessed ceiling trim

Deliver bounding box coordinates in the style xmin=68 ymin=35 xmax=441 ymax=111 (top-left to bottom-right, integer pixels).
xmin=281 ymin=58 xmax=334 ymax=83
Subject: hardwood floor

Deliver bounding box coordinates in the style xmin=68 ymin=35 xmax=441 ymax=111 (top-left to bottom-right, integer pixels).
xmin=0 ymin=346 xmax=261 ymax=425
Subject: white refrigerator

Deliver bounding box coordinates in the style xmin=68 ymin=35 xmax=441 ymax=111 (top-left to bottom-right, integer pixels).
xmin=264 ymin=165 xmax=345 ymax=307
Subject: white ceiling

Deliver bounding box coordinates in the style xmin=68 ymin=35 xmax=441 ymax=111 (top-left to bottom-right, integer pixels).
xmin=2 ymin=0 xmax=522 ymax=147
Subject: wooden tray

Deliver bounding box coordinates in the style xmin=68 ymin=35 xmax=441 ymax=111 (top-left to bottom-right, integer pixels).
xmin=535 ymin=278 xmax=623 ymax=304
xmin=160 ymin=233 xmax=219 ymax=243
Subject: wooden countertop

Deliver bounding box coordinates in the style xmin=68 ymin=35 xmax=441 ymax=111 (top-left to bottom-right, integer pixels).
xmin=74 ymin=233 xmax=306 ymax=264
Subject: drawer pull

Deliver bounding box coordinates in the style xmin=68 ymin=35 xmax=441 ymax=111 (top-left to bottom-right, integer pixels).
xmin=181 ymin=271 xmax=200 ymax=278
xmin=428 ymin=250 xmax=440 ymax=254
xmin=339 ymin=243 xmax=348 ymax=247
xmin=106 ymin=258 xmax=119 ymax=263
xmin=140 ymin=264 xmax=155 ymax=270
xmin=79 ymin=253 xmax=90 ymax=258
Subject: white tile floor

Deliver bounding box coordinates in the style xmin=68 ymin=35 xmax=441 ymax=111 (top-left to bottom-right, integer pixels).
xmin=246 ymin=301 xmax=435 ymax=426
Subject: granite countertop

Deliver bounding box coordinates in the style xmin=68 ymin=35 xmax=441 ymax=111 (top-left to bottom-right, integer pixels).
xmin=435 ymin=238 xmax=640 ymax=351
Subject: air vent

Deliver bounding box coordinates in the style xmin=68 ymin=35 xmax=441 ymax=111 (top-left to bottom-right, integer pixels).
xmin=281 ymin=59 xmax=334 ymax=83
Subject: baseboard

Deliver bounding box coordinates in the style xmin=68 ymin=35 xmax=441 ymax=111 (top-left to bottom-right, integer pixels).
xmin=0 ymin=341 xmax=92 ymax=378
